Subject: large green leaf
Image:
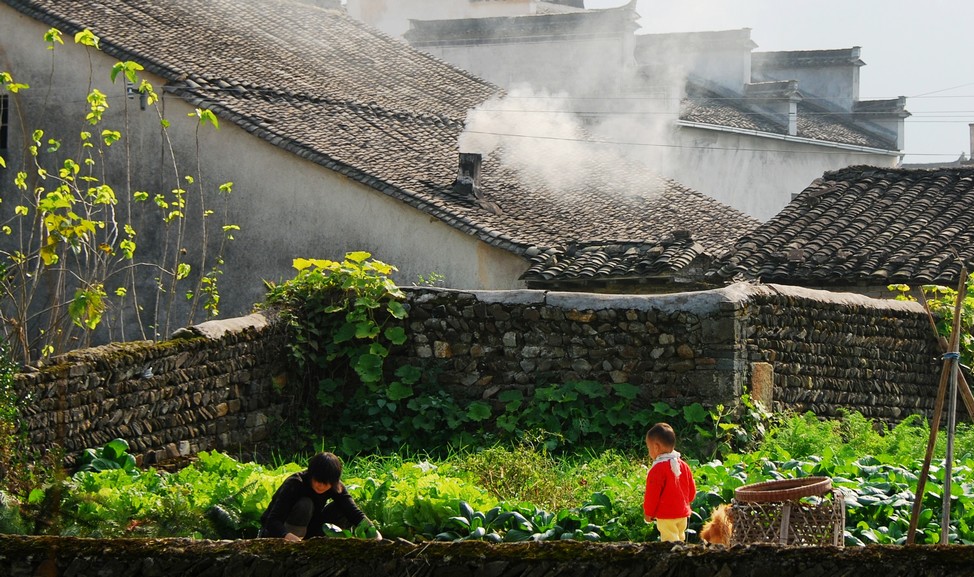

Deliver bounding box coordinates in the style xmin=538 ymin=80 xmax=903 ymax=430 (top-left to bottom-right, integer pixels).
xmin=394 ymin=364 xmax=422 ymax=385
xmin=610 ymin=382 xmax=639 ymax=400
xmin=384 ymin=326 xmax=407 ymax=345
xmin=354 ymin=353 xmax=384 ymax=383
xmin=345 ymin=251 xmax=371 ymax=263
xmin=102 ymin=438 xmax=129 ymax=461
xmin=329 ymin=321 xmax=356 ymax=343
xmin=466 ymin=402 xmax=491 ymax=422
xmin=387 ymin=381 xmax=413 ymax=401
xmin=683 ymin=403 xmax=708 ymax=424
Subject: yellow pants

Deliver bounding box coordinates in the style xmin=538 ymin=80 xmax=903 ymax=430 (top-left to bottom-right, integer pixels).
xmin=656 ymin=517 xmax=688 ymax=542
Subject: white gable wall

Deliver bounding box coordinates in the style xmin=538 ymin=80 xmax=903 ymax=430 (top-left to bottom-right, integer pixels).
xmin=423 ymin=35 xmax=631 ymax=97
xmin=753 ymin=61 xmax=861 ymax=112
xmin=346 ymin=0 xmax=533 ymax=38
xmin=659 ymin=125 xmax=898 ymax=221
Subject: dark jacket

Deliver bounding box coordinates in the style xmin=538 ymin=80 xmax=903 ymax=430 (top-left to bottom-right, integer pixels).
xmin=259 ymin=470 xmax=367 ymax=538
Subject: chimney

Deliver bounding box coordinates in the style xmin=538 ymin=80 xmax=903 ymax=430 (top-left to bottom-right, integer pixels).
xmin=744 ymin=80 xmax=801 ymax=136
xmin=453 ymin=152 xmax=482 ymax=198
xmin=969 ymin=123 xmax=974 ymax=161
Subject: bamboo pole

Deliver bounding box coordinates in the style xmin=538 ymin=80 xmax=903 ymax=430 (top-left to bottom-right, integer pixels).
xmin=943 ymin=343 xmax=959 ymax=543
xmin=919 ymin=290 xmax=974 ymax=420
xmin=906 ymin=268 xmax=967 ymax=544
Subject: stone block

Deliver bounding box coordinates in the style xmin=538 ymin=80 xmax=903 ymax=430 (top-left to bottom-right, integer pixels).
xmin=433 ymin=341 xmax=453 ymax=358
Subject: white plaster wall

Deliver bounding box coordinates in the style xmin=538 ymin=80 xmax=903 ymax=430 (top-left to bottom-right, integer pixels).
xmin=756 ymin=65 xmax=860 ymax=111
xmin=636 ymin=35 xmax=752 ymax=94
xmin=652 ymin=126 xmax=898 ymax=221
xmin=200 ymin=131 xmax=531 ymax=310
xmin=346 ymin=0 xmax=532 ymax=38
xmin=425 ymin=35 xmax=629 ymax=95
xmin=0 ymin=7 xmax=529 ymax=339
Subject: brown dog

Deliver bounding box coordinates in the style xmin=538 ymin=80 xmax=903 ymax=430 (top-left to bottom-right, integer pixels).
xmin=700 ymin=504 xmax=733 ymax=546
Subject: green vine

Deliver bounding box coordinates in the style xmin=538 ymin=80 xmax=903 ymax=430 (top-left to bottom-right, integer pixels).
xmin=889 ymin=281 xmax=974 ymax=367
xmin=0 ymin=339 xmax=23 ymax=485
xmin=264 ymin=252 xmax=410 ymax=451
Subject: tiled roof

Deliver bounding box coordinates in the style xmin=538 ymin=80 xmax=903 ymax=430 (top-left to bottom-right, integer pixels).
xmin=4 ymin=0 xmax=750 ymax=281
xmin=680 ymin=84 xmax=896 ymax=150
xmin=521 ymin=238 xmax=710 ymax=286
xmin=751 ymin=48 xmax=865 ymax=69
xmin=536 ymin=2 xmax=588 ymax=14
xmin=708 ymin=166 xmax=974 ymax=287
xmin=520 ymin=180 xmax=761 ymax=285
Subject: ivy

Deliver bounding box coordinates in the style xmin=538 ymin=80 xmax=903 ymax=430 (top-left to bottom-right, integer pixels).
xmin=264 ymin=252 xmax=413 ymax=452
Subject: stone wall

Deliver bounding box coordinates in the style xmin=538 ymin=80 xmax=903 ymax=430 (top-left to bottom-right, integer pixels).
xmin=16 ymin=314 xmax=290 ymax=465
xmin=391 ymin=286 xmax=747 ymax=410
xmin=742 ymin=286 xmax=943 ymax=421
xmin=2 ymin=535 xmax=973 ymax=577
xmin=392 ymin=283 xmax=942 ymax=420
xmin=13 ymin=283 xmax=944 ymax=465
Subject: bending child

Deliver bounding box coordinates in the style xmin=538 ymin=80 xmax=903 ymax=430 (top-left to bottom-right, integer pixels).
xmin=259 ymin=451 xmax=381 ymax=541
xmin=643 ymin=423 xmax=696 ymax=542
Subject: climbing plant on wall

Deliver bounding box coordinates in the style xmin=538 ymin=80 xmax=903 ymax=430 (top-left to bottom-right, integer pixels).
xmin=0 ymin=28 xmax=238 ymax=365
xmin=890 ymin=281 xmax=974 ymax=368
xmin=264 ymin=252 xmax=413 ymax=452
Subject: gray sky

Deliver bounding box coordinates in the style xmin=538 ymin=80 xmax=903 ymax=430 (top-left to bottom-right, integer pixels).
xmin=588 ymin=0 xmax=974 ymax=163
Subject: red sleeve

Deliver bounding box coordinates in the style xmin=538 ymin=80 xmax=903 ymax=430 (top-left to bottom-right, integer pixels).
xmin=682 ymin=461 xmax=697 ymax=507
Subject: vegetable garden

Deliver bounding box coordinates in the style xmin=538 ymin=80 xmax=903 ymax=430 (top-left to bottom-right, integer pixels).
xmin=0 ymin=410 xmax=970 ymax=546
xmin=3 ymin=254 xmax=974 ymax=546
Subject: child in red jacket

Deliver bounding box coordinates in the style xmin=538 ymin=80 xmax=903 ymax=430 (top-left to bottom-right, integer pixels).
xmin=643 ymin=423 xmax=697 ymax=542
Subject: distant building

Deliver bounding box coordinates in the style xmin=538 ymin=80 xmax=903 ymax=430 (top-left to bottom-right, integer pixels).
xmin=346 ymin=0 xmax=585 ymax=39
xmin=637 ymin=32 xmax=908 ymax=220
xmin=347 ymin=2 xmax=910 ymax=222
xmin=402 ymin=1 xmax=636 ymax=98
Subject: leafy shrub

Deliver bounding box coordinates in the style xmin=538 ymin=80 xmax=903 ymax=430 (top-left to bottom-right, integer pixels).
xmin=758 ymin=411 xmax=842 ymax=460
xmin=264 ymin=252 xmax=407 ymax=393
xmin=263 ymin=252 xmax=411 ymax=454
xmin=0 ymin=490 xmax=28 ymax=535
xmin=75 ymin=439 xmax=137 ymax=475
xmin=458 ymin=443 xmax=569 ymax=509
xmin=0 ymin=339 xmax=26 ymax=494
xmin=61 ymin=451 xmax=301 ymax=538
xmin=1 ymin=29 xmax=236 ymax=364
xmin=347 ymin=459 xmax=495 ymax=539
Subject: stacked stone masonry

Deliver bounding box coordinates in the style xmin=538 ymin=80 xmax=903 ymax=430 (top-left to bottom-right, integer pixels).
xmin=14 ymin=283 xmax=944 ymax=463
xmin=389 ymin=284 xmax=943 ymax=421
xmin=3 ymin=535 xmax=974 ymax=576
xmin=15 ymin=314 xmax=290 ymax=465
xmin=741 ymin=287 xmax=942 ymax=420
xmin=389 ymin=287 xmax=747 ymax=410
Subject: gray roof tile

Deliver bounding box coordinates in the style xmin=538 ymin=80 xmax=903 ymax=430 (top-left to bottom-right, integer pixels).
xmin=6 ymin=0 xmax=755 ymax=280
xmin=709 ymin=166 xmax=974 ymax=287
xmin=681 ymin=84 xmax=896 ymax=150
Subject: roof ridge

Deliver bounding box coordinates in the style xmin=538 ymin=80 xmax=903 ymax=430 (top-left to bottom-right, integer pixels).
xmin=173 ymin=79 xmax=467 ymax=128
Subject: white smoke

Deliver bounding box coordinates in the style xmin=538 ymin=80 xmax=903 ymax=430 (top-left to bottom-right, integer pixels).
xmin=459 ymin=81 xmax=682 ymax=197
xmin=460 ymin=85 xmax=592 ymax=191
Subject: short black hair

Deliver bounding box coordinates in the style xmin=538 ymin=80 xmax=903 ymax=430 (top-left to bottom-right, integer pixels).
xmin=646 ymin=423 xmax=677 ymax=448
xmin=307 ymin=451 xmax=343 ymax=485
